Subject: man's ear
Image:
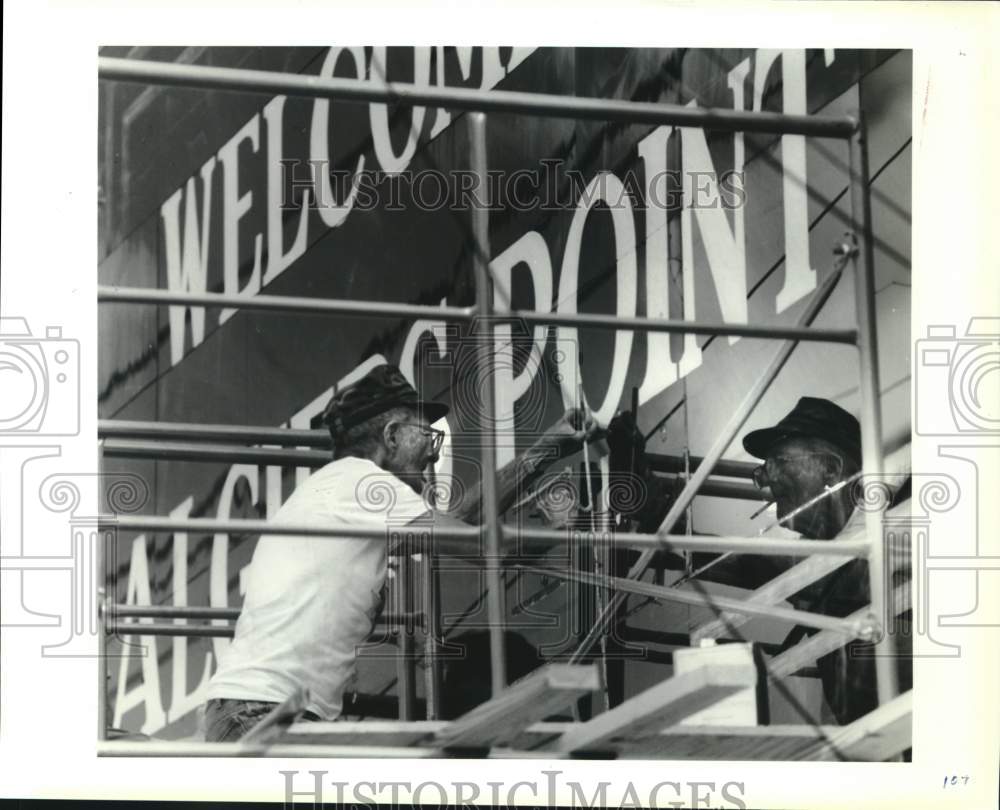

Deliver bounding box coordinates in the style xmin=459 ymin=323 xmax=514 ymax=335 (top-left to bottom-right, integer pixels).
xmin=383 ymin=420 xmax=399 ymax=450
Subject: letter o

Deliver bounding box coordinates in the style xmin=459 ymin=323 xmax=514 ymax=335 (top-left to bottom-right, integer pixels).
xmin=556 ymin=172 xmax=637 ymax=424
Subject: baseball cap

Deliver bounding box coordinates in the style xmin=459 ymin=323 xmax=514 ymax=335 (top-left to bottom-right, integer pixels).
xmin=742 ymin=396 xmax=862 ymax=464
xmin=321 ymin=364 xmax=449 ymax=436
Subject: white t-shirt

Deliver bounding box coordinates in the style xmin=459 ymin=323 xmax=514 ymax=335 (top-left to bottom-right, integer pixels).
xmin=205 ymin=456 xmax=428 ymax=719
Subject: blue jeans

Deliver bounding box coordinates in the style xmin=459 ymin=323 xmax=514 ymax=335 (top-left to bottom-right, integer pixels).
xmin=204 ymin=698 xmax=321 ymax=742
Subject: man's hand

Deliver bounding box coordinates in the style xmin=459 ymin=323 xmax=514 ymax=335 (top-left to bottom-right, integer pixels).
xmin=538 ymin=407 xmax=604 ymax=460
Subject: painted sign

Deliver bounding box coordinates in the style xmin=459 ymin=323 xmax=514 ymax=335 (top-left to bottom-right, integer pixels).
xmin=98 ymin=47 xmax=912 ymax=736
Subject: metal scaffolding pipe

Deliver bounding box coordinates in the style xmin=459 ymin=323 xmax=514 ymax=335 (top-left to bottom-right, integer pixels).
xmin=848 ymin=118 xmax=897 ymax=706
xmin=102 ymin=515 xmax=482 ymax=544
xmin=646 ymin=453 xmax=758 ymax=479
xmin=101 ymin=439 xmax=330 ymax=468
xmin=511 ymin=309 xmax=857 ymax=344
xmin=652 ymin=474 xmax=767 ymax=501
xmin=469 ymin=111 xmax=507 ymax=698
xmin=396 ymin=554 xmax=418 ymax=720
xmin=99 ymin=285 xmax=476 ymax=321
xmin=98 ymin=56 xmax=859 ymax=138
xmin=98 ymin=419 xmax=329 ymax=447
xmin=110 ymin=604 xmax=241 ymax=620
xmin=100 ymin=440 xmax=762 ymax=500
xmin=98 ymin=422 xmax=907 ymax=462
xmin=110 ymin=622 xmax=235 ymax=638
xmin=98 ymin=286 xmax=855 ymax=344
xmin=109 ymin=622 xmax=403 ymax=641
xmin=502 ymin=527 xmax=869 ymax=557
xmin=95 ymin=514 xmax=866 ymax=557
xmin=422 ymin=522 xmax=443 ymax=720
xmin=107 ymin=604 xmax=422 ymax=627
xmin=97 ymin=482 xmax=109 ymax=742
xmin=569 ymin=256 xmax=848 ymax=664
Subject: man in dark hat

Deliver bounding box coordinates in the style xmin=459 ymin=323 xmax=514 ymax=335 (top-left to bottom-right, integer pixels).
xmin=743 ymin=396 xmax=864 ymax=542
xmin=624 ymin=396 xmax=907 ymax=726
xmin=204 ymin=364 xmax=596 ymax=741
xmin=740 ymin=396 xmax=910 ymax=726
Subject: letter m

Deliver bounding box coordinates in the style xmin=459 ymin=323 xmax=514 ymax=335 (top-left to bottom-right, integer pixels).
xmin=160 ymin=157 xmax=216 ymax=366
xmin=569 ymin=781 xmax=610 ymax=809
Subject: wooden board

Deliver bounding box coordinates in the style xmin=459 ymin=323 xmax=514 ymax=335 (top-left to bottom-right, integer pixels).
xmin=433 ymin=663 xmax=600 ymax=749
xmin=809 ymin=691 xmax=912 ymax=761
xmin=281 ymin=720 xmax=440 ymax=747
xmin=622 ymin=723 xmax=832 ymax=760
xmin=672 ymin=642 xmax=758 ymax=725
xmin=556 ymin=664 xmax=753 ymax=754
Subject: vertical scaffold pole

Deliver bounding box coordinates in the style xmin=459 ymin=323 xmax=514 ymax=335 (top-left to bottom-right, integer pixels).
xmin=848 ymin=113 xmax=898 ymax=705
xmin=469 ymin=111 xmax=507 ymax=697
xmin=422 ymin=553 xmax=442 ymax=719
xmin=97 ymin=441 xmax=109 ymax=741
xmin=396 ymin=552 xmax=417 ymax=719
xmin=422 ymin=469 xmax=442 ymax=719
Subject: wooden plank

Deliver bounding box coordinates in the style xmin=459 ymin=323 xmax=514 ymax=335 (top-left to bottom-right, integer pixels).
xmin=281 ymin=720 xmax=440 ymax=747
xmin=692 ymin=554 xmax=850 ymax=642
xmin=433 ymin=664 xmax=600 ymax=749
xmin=625 ymin=725 xmax=830 ymax=760
xmin=556 ymin=665 xmax=753 ymax=754
xmin=673 ymin=642 xmax=758 ymax=725
xmin=276 ymin=713 xmax=905 ymax=760
xmin=798 ymin=691 xmax=912 ymax=761
xmin=281 ymin=720 xmax=570 ymax=751
xmin=767 ymin=583 xmax=910 ymax=680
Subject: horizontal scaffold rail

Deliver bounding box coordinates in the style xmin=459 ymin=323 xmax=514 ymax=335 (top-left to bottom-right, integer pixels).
xmin=106 ymin=604 xmax=420 ymax=626
xmin=98 ymin=56 xmax=859 ymax=138
xmin=107 ymin=622 xmax=411 ymax=640
xmin=101 ymin=439 xmax=332 ymax=468
xmin=98 ymin=419 xmax=330 ymax=447
xmin=97 ymin=286 xmax=858 ymax=344
xmin=96 ymin=514 xmax=870 ymax=558
xmin=99 ymin=439 xmax=765 ymax=500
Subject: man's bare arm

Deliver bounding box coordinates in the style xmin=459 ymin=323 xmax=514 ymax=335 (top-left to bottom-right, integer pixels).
xmin=398 ymin=408 xmax=600 ymax=555
xmin=447 ymin=407 xmax=599 ymax=525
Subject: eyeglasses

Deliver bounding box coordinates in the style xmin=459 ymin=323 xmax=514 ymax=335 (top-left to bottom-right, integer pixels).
xmin=751 ymin=452 xmax=837 ymax=490
xmin=399 ymin=423 xmax=446 ymax=453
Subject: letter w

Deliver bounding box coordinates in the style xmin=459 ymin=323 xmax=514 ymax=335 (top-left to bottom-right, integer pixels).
xmin=161 ymin=157 xmax=216 ymax=366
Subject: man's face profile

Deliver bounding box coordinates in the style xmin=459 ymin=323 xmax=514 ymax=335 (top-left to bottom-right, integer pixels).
xmin=759 ymin=437 xmax=844 ymax=536
xmin=385 ymin=413 xmax=440 ymax=494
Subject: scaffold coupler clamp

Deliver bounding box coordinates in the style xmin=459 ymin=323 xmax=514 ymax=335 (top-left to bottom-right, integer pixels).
xmin=852 ymin=611 xmax=884 ymax=644
xmin=833 ymin=231 xmax=859 ymax=261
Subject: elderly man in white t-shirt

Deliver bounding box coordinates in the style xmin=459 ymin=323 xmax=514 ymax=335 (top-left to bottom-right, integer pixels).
xmin=204 ymin=364 xmax=595 ymax=741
